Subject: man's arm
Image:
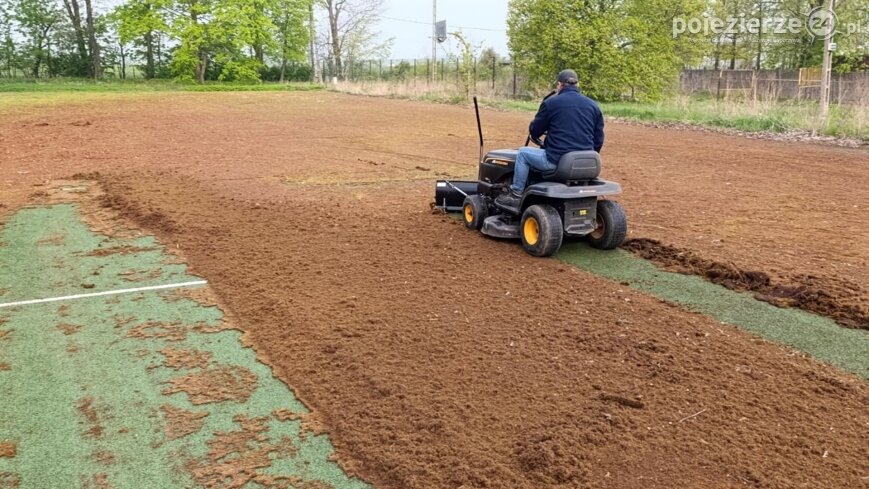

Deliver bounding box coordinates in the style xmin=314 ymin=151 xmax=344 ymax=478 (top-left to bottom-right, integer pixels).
xmin=593 ymin=107 xmax=605 ymax=153
xmin=529 ymin=101 xmax=550 ymax=139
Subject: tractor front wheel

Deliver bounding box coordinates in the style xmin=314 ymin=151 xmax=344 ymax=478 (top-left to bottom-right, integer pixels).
xmin=521 ymin=204 xmax=563 ymax=257
xmin=462 ymin=195 xmax=488 ymax=230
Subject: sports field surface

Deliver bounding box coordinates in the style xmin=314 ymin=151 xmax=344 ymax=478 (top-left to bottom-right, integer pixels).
xmin=0 ymin=91 xmax=867 ymax=488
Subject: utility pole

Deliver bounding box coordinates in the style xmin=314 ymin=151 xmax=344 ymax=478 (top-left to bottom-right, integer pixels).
xmin=431 ymin=0 xmax=436 ymax=83
xmin=756 ymin=1 xmax=763 ymax=71
xmin=819 ymin=0 xmax=837 ymax=121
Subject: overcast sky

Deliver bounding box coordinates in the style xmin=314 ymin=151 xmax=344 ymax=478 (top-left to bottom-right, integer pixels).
xmin=377 ymin=0 xmax=510 ymax=59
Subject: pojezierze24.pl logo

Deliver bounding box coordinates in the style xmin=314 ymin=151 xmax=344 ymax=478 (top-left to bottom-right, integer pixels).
xmin=672 ymin=8 xmax=855 ymax=42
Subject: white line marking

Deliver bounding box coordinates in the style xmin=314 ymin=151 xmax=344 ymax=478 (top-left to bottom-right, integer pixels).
xmin=0 ymin=281 xmax=208 ymax=309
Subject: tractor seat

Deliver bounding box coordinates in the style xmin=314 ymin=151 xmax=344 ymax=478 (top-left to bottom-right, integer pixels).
xmin=541 ymin=151 xmax=601 ymax=182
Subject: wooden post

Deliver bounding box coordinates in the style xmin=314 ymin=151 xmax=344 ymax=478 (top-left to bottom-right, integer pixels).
xmin=717 ymin=69 xmax=723 ymax=100
xmin=513 ymin=66 xmax=517 ymax=96
xmin=752 ymin=70 xmax=757 ymax=101
xmin=492 ymin=57 xmax=496 ymax=91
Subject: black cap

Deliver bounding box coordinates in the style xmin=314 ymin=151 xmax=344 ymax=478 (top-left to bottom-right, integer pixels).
xmin=557 ymin=69 xmax=578 ymax=85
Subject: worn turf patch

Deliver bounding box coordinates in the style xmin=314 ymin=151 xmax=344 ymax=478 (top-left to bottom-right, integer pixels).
xmin=558 ymin=243 xmax=869 ymax=379
xmin=0 ymin=204 xmax=369 ymax=488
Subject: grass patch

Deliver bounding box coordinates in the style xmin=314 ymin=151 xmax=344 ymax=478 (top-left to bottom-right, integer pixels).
xmin=564 ymin=97 xmax=866 ymax=141
xmin=182 ymin=82 xmax=323 ymax=92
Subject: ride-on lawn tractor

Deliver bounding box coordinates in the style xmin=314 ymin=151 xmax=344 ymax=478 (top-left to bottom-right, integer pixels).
xmin=435 ymin=97 xmax=627 ymax=257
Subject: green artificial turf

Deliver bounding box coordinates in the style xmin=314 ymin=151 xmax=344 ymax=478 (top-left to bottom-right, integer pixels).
xmin=0 ymin=203 xmax=368 ymax=488
xmin=558 ymin=243 xmax=868 ymax=379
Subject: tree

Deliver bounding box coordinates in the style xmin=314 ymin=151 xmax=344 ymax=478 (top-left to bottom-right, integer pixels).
xmin=84 ymin=0 xmax=101 ymax=78
xmin=14 ymin=0 xmax=62 ymax=77
xmin=269 ymin=0 xmax=311 ymax=82
xmin=508 ymin=0 xmax=706 ymax=101
xmin=452 ymin=31 xmax=479 ymax=99
xmin=478 ymin=47 xmax=500 ymax=80
xmin=209 ymin=0 xmax=276 ymax=82
xmin=60 ymin=0 xmax=89 ymax=75
xmin=0 ymin=0 xmax=17 ymax=76
xmin=168 ymin=0 xmax=214 ymax=83
xmin=111 ymin=0 xmax=168 ymax=79
xmin=318 ymin=0 xmax=390 ymax=79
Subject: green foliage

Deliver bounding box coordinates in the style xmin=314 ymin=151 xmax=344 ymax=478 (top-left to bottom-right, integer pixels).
xmin=507 ymin=0 xmax=706 ymax=102
xmin=268 ymin=0 xmax=310 ymax=81
xmin=0 ymin=0 xmax=18 ymax=75
xmin=0 ymin=77 xmax=323 ymax=91
xmin=452 ymin=31 xmax=477 ymax=99
xmin=11 ymin=0 xmax=62 ymax=76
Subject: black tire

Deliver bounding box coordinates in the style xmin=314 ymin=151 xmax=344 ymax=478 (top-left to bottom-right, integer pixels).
xmin=462 ymin=195 xmax=488 ymax=230
xmin=588 ymin=200 xmax=627 ymax=250
xmin=520 ymin=204 xmax=564 ymax=257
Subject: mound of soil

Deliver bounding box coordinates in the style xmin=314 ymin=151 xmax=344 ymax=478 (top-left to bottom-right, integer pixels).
xmin=625 ymin=238 xmax=868 ymax=330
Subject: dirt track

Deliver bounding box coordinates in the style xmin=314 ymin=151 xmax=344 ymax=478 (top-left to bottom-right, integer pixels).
xmin=1 ymin=92 xmax=868 ymax=488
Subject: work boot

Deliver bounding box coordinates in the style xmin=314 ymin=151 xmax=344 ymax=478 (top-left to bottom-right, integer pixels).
xmin=495 ymin=189 xmax=522 ymax=210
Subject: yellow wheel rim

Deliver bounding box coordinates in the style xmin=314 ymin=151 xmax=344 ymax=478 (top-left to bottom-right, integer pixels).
xmin=464 ymin=204 xmax=474 ymax=224
xmin=524 ymin=217 xmax=540 ymax=246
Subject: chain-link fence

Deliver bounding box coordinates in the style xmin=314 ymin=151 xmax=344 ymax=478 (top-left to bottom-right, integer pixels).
xmin=681 ymin=69 xmax=869 ymax=105
xmin=315 ymin=57 xmax=533 ymax=98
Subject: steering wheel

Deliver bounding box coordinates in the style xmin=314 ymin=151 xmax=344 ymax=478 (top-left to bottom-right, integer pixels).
xmin=529 ymin=133 xmax=545 ymax=147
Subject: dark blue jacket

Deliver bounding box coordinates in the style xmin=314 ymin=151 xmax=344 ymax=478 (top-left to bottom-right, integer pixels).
xmin=529 ymin=85 xmax=605 ymax=164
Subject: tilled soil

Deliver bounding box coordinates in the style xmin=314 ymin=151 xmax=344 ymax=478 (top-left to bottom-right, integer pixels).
xmin=1 ymin=92 xmax=868 ymax=488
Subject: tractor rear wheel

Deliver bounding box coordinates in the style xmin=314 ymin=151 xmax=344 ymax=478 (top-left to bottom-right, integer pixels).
xmin=462 ymin=195 xmax=487 ymax=230
xmin=521 ymin=204 xmax=563 ymax=257
xmin=588 ymin=200 xmax=627 ymax=250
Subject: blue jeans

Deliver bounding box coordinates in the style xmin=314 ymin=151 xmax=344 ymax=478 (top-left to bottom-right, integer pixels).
xmin=512 ymin=147 xmax=557 ymax=193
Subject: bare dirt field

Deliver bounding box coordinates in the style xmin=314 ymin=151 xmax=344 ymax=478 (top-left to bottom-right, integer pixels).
xmin=1 ymin=92 xmax=867 ymax=488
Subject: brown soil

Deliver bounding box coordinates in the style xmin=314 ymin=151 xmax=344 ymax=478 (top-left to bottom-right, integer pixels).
xmin=185 ymin=415 xmax=299 ymax=488
xmin=0 ymin=442 xmax=15 ymax=458
xmin=126 ymin=322 xmax=187 ymax=342
xmin=163 ymin=365 xmax=258 ymax=405
xmin=160 ymin=349 xmax=213 ymax=370
xmin=93 ymin=450 xmax=116 ymax=466
xmin=77 ymin=397 xmax=103 ymax=438
xmin=1 ymin=92 xmax=867 ymax=488
xmin=57 ymin=323 xmax=81 ymax=336
xmin=0 ymin=363 xmax=10 ymax=372
xmin=161 ymin=405 xmax=209 ymax=441
xmin=83 ymin=245 xmax=159 ymax=257
xmin=81 ymin=473 xmax=113 ymax=489
xmin=625 ymin=238 xmax=868 ymax=329
xmin=272 ymin=409 xmax=328 ymax=440
xmin=0 ymin=472 xmax=21 ymax=488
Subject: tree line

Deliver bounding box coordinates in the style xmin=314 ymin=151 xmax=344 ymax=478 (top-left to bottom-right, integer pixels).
xmin=0 ymin=0 xmax=389 ymax=82
xmin=509 ymin=0 xmax=869 ymax=101
xmin=2 ymin=0 xmax=868 ymax=99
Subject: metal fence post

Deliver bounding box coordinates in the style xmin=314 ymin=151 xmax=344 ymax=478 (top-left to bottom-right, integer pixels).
xmin=513 ymin=67 xmax=517 ymax=97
